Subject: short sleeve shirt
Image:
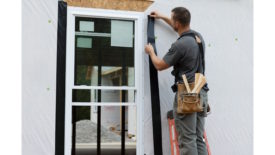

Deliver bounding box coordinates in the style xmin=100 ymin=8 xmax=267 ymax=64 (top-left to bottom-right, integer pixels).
xmin=162 ymin=29 xmax=205 ymax=83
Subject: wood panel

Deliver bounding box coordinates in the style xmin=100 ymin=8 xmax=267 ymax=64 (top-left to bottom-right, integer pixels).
xmin=65 ymin=0 xmax=154 ymax=12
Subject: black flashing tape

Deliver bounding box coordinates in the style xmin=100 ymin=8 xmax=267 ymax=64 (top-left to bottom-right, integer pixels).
xmin=55 ymin=1 xmax=67 ymax=155
xmin=147 ymin=15 xmax=163 ymax=155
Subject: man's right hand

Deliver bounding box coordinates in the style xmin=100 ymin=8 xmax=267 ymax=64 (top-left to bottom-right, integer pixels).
xmin=149 ymin=11 xmax=173 ymax=28
xmin=149 ymin=11 xmax=163 ymax=19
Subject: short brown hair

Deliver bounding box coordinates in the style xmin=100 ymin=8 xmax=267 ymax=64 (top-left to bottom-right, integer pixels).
xmin=171 ymin=7 xmax=191 ymax=27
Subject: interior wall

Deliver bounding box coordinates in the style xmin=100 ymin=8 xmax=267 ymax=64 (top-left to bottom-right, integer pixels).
xmin=22 ymin=0 xmax=253 ymax=155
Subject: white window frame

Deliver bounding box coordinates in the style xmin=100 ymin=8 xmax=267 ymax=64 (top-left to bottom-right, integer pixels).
xmin=65 ymin=6 xmax=145 ymax=155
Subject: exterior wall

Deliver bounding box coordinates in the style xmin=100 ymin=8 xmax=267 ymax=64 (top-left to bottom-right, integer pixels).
xmin=143 ymin=0 xmax=253 ymax=155
xmin=22 ymin=0 xmax=58 ymax=155
xmin=22 ymin=0 xmax=253 ymax=155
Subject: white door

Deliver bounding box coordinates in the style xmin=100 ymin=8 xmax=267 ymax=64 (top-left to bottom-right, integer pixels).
xmin=65 ymin=7 xmax=144 ymax=155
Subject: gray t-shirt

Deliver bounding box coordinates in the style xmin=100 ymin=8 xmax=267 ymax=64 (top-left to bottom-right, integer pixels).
xmin=163 ymin=29 xmax=205 ymax=83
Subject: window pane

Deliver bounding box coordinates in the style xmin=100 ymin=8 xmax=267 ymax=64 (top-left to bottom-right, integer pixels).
xmin=101 ymin=106 xmax=137 ymax=155
xmin=73 ymin=106 xmax=136 ymax=155
xmin=125 ymin=106 xmax=137 ymax=155
xmin=72 ymin=89 xmax=91 ymax=102
xmin=76 ymin=17 xmax=110 ymax=33
xmin=79 ymin=21 xmax=94 ymax=32
xmin=111 ymin=20 xmax=133 ymax=47
xmin=72 ymin=89 xmax=135 ymax=103
xmin=74 ymin=17 xmax=135 ymax=87
xmin=73 ymin=106 xmax=97 ymax=154
xmin=77 ymin=37 xmax=92 ymax=48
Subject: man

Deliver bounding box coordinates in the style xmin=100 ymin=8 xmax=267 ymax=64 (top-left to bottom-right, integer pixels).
xmin=145 ymin=7 xmax=209 ymax=155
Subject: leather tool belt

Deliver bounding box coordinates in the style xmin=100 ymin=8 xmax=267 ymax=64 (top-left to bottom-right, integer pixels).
xmin=177 ymin=82 xmax=203 ymax=114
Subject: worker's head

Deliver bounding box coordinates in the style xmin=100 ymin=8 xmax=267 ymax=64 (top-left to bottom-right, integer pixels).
xmin=171 ymin=7 xmax=191 ymax=32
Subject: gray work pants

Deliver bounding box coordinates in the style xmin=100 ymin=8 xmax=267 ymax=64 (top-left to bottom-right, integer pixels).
xmin=173 ymin=89 xmax=209 ymax=155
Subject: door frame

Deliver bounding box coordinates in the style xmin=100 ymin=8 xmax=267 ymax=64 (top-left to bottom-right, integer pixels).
xmin=64 ymin=6 xmax=145 ymax=155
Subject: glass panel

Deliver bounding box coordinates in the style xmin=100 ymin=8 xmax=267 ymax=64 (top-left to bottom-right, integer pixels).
xmin=72 ymin=89 xmax=91 ymax=102
xmin=100 ymin=105 xmax=137 ymax=155
xmin=125 ymin=106 xmax=137 ymax=155
xmin=111 ymin=20 xmax=134 ymax=47
xmin=72 ymin=89 xmax=135 ymax=103
xmin=72 ymin=105 xmax=136 ymax=155
xmin=74 ymin=17 xmax=135 ymax=87
xmin=73 ymin=106 xmax=97 ymax=154
xmin=101 ymin=106 xmax=121 ymax=146
xmin=79 ymin=21 xmax=94 ymax=32
xmin=76 ymin=17 xmax=110 ymax=33
xmin=77 ymin=37 xmax=92 ymax=48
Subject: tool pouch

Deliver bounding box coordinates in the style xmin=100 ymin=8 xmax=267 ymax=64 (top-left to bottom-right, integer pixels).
xmin=177 ymin=82 xmax=203 ymax=114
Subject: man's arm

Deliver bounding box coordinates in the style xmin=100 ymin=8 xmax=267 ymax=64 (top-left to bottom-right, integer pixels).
xmin=145 ymin=43 xmax=170 ymax=71
xmin=150 ymin=11 xmax=173 ymax=28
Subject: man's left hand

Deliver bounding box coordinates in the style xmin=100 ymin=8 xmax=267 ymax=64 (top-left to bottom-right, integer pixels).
xmin=145 ymin=43 xmax=154 ymax=55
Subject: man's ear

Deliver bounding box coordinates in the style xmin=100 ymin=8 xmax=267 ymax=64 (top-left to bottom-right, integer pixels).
xmin=175 ymin=21 xmax=179 ymax=28
xmin=174 ymin=21 xmax=179 ymax=27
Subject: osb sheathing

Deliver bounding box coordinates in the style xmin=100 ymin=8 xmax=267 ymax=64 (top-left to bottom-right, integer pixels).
xmin=65 ymin=0 xmax=154 ymax=12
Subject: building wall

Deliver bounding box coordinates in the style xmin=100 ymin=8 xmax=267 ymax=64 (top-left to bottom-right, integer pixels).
xmin=22 ymin=0 xmax=253 ymax=155
xmin=143 ymin=0 xmax=253 ymax=155
xmin=22 ymin=0 xmax=58 ymax=155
